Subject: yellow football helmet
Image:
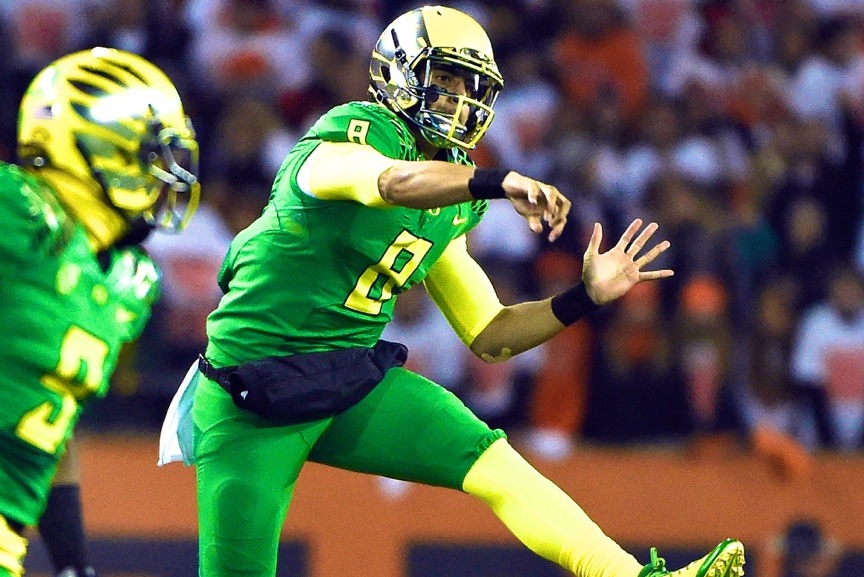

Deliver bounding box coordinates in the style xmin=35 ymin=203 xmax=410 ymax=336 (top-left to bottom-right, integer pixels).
xmin=18 ymin=47 xmax=199 ymax=233
xmin=370 ymin=5 xmax=504 ymax=150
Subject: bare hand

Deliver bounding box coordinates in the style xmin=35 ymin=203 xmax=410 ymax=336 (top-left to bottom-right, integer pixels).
xmin=582 ymin=219 xmax=673 ymax=305
xmin=502 ymin=172 xmax=571 ymax=242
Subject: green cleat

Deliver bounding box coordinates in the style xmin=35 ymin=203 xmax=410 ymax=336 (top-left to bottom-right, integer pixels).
xmin=637 ymin=539 xmax=745 ymax=577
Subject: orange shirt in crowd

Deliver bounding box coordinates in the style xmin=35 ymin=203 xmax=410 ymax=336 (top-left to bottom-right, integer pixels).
xmin=529 ymin=321 xmax=593 ymax=436
xmin=553 ymin=27 xmax=649 ymax=121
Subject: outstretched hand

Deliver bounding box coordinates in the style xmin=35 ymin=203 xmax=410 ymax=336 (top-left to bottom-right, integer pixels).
xmin=582 ymin=219 xmax=673 ymax=305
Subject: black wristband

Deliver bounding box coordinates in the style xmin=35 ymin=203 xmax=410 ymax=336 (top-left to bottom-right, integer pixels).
xmin=468 ymin=168 xmax=510 ymax=199
xmin=550 ymin=283 xmax=600 ymax=326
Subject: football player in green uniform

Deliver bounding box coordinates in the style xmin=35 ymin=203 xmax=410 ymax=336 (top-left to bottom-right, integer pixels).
xmin=163 ymin=5 xmax=744 ymax=577
xmin=0 ymin=48 xmax=199 ymax=577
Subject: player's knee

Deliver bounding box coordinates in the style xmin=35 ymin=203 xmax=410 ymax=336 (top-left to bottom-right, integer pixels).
xmin=201 ymin=481 xmax=282 ymax=577
xmin=475 ymin=437 xmax=522 ymax=471
xmin=463 ymin=437 xmax=525 ymax=496
xmin=202 ymin=539 xmax=276 ymax=577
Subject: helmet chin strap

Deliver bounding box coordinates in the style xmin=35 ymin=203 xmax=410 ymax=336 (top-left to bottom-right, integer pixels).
xmin=35 ymin=168 xmax=131 ymax=251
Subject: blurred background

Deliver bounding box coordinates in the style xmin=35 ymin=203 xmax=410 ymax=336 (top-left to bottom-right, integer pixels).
xmin=2 ymin=0 xmax=863 ymax=576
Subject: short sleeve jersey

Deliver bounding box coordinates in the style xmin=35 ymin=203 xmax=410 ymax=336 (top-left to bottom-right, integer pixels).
xmin=0 ymin=163 xmax=160 ymax=525
xmin=206 ymin=102 xmax=489 ymax=365
xmin=0 ymin=163 xmax=159 ymax=455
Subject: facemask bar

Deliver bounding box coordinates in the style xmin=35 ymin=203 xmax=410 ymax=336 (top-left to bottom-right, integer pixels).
xmin=389 ymin=31 xmax=502 ymax=149
xmin=414 ymin=56 xmax=499 ymax=148
xmin=141 ymin=118 xmax=200 ymax=233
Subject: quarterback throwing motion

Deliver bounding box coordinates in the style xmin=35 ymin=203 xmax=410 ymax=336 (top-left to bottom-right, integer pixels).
xmin=161 ymin=6 xmax=745 ymax=577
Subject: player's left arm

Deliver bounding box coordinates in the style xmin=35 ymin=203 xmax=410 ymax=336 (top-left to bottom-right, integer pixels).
xmin=424 ymin=240 xmax=568 ymax=363
xmin=423 ymin=234 xmax=504 ymax=347
xmin=423 ymin=236 xmax=564 ymax=362
xmin=428 ymin=219 xmax=673 ymax=363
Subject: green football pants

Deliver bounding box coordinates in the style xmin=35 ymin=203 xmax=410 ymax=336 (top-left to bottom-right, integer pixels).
xmin=193 ymin=366 xmax=504 ymax=577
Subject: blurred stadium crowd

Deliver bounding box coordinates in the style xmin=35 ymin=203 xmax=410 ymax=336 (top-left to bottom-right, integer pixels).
xmin=1 ymin=0 xmax=863 ymax=469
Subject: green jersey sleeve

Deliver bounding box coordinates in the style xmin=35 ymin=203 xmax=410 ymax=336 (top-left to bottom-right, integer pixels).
xmin=306 ymin=102 xmax=418 ymax=160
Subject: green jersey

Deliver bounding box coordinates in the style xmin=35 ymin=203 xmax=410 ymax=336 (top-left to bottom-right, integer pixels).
xmin=0 ymin=162 xmax=159 ymax=525
xmin=206 ymin=102 xmax=488 ymax=365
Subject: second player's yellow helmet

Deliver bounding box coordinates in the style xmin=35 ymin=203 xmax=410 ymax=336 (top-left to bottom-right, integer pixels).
xmin=370 ymin=5 xmax=504 ymax=150
xmin=18 ymin=47 xmax=200 ymax=233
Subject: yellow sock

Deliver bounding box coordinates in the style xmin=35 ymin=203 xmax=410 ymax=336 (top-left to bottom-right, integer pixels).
xmin=463 ymin=439 xmax=642 ymax=577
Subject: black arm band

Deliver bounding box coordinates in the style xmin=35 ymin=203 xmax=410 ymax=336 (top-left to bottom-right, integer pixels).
xmin=550 ymin=283 xmax=600 ymax=326
xmin=468 ymin=168 xmax=510 ymax=199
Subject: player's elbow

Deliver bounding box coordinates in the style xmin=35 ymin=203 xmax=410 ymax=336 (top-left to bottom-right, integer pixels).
xmin=378 ymin=163 xmax=412 ymax=205
xmin=469 ymin=333 xmax=513 ymax=364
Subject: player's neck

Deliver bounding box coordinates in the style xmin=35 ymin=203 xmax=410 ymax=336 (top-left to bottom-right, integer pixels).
xmin=415 ymin=131 xmax=441 ymax=160
xmin=34 ymin=168 xmax=129 ymax=252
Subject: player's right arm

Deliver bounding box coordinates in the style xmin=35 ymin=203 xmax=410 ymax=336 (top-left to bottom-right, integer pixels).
xmin=302 ymin=143 xmax=569 ymax=242
xmin=381 ymin=164 xmax=571 ymax=242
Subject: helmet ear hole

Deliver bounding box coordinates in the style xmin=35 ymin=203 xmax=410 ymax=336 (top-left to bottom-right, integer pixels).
xmin=18 ymin=141 xmax=50 ymax=167
xmin=382 ymin=66 xmax=391 ymax=83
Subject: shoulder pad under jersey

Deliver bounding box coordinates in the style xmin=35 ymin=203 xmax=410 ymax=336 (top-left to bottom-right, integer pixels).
xmin=0 ymin=162 xmax=75 ymax=261
xmin=306 ymin=101 xmax=420 ymax=160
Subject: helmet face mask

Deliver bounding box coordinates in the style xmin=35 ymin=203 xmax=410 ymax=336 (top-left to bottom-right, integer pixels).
xmin=370 ymin=6 xmax=504 ymax=150
xmin=137 ymin=118 xmax=199 ymax=232
xmin=412 ymin=52 xmax=500 ymax=149
xmin=18 ymin=47 xmax=200 ymax=233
